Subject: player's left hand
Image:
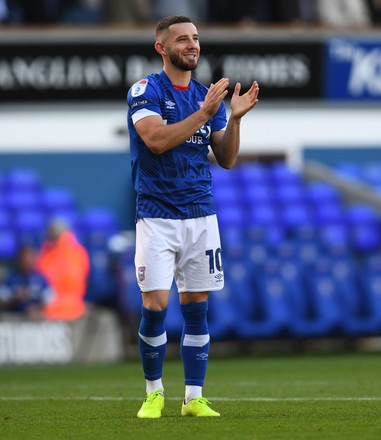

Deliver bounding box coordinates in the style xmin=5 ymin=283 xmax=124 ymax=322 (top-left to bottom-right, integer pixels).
xmin=230 ymin=81 xmax=259 ymax=120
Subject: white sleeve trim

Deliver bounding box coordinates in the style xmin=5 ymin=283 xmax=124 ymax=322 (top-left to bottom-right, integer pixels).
xmin=132 ymin=109 xmax=161 ymax=125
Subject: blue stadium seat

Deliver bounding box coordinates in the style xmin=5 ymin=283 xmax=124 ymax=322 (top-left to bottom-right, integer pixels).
xmin=305 ymin=182 xmax=341 ymax=206
xmin=4 ymin=168 xmax=41 ymax=192
xmin=279 ymin=203 xmax=312 ymax=231
xmin=4 ymin=191 xmax=41 ymax=213
xmin=268 ymin=163 xmax=301 ymax=185
xmin=290 ymin=260 xmax=343 ymax=337
xmin=210 ymin=164 xmax=235 ymax=185
xmin=319 ymin=224 xmax=349 ymax=249
xmin=40 ymin=187 xmax=76 ymax=213
xmin=0 ymin=230 xmax=18 ymax=260
xmin=345 ymin=204 xmax=379 ymax=227
xmin=244 ymin=184 xmax=273 ymax=205
xmin=236 ymin=274 xmax=291 ymax=339
xmin=81 ymin=207 xmax=119 ymax=249
xmin=274 ymin=183 xmax=305 ymax=205
xmin=351 ymin=224 xmax=381 ymax=253
xmin=209 ymin=270 xmax=239 ymax=340
xmin=342 ymin=272 xmax=381 ymax=336
xmin=0 ymin=211 xmax=11 ymax=230
xmin=213 ymin=181 xmax=241 ymax=208
xmin=313 ymin=203 xmax=346 ymax=225
xmin=14 ymin=210 xmax=46 ymax=247
xmin=237 ymin=162 xmax=269 ymax=186
xmin=217 ymin=205 xmax=245 ymax=229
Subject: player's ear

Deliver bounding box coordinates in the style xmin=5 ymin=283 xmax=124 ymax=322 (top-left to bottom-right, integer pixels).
xmin=155 ymin=41 xmax=165 ymax=56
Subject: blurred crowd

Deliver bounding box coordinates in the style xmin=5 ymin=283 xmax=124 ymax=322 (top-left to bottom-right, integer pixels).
xmin=1 ymin=0 xmax=381 ymax=26
xmin=0 ymin=220 xmax=90 ymax=321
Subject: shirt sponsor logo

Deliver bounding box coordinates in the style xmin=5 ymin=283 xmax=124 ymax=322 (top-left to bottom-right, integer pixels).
xmin=131 ymin=79 xmax=148 ymax=97
xmin=131 ymin=99 xmax=148 ymax=108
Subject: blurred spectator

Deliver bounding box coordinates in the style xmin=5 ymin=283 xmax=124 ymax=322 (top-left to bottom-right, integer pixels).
xmin=366 ymin=0 xmax=381 ymax=23
xmin=0 ymin=246 xmax=54 ymax=316
xmin=36 ymin=220 xmax=90 ymax=321
xmin=103 ymin=0 xmax=152 ymax=24
xmin=151 ymin=0 xmax=206 ymax=23
xmin=297 ymin=0 xmax=319 ymax=24
xmin=61 ymin=0 xmax=103 ymax=24
xmin=9 ymin=0 xmax=64 ymax=23
xmin=207 ymin=0 xmax=306 ymax=26
xmin=317 ymin=0 xmax=371 ymax=27
xmin=0 ymin=0 xmax=8 ymax=22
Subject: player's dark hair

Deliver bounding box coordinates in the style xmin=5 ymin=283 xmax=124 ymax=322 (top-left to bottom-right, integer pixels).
xmin=156 ymin=15 xmax=193 ymax=37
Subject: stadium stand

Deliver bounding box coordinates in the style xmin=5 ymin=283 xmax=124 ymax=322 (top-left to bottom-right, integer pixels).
xmin=0 ymin=167 xmax=120 ymax=311
xmin=4 ymin=161 xmax=381 ymax=342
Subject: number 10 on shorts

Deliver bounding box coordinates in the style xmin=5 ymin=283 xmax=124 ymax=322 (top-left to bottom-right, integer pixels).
xmin=205 ymin=248 xmax=223 ymax=274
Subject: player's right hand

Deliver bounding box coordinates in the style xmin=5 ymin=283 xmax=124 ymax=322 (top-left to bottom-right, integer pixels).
xmin=202 ymin=78 xmax=229 ymax=118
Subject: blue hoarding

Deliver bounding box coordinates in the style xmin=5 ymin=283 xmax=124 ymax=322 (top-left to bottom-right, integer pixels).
xmin=325 ymin=38 xmax=381 ymax=101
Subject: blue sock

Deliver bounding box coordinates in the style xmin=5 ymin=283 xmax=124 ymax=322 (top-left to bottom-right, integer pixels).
xmin=138 ymin=306 xmax=167 ymax=381
xmin=180 ymin=301 xmax=210 ymax=387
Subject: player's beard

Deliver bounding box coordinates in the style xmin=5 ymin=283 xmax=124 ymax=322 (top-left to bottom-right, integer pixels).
xmin=169 ymin=50 xmax=198 ymax=71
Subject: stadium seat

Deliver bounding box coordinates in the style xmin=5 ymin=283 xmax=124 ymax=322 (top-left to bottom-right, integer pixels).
xmin=210 ymin=164 xmax=235 ymax=185
xmin=244 ymin=184 xmax=273 ymax=205
xmin=279 ymin=203 xmax=312 ymax=231
xmin=342 ymin=272 xmax=381 ymax=336
xmin=0 ymin=211 xmax=11 ymax=230
xmin=213 ymin=183 xmax=241 ymax=208
xmin=313 ymin=203 xmax=346 ymax=225
xmin=268 ymin=163 xmax=302 ymax=185
xmin=13 ymin=210 xmax=46 ymax=247
xmin=81 ymin=207 xmax=119 ymax=248
xmin=305 ymin=182 xmax=341 ymax=206
xmin=4 ymin=191 xmax=41 ymax=213
xmin=345 ymin=204 xmax=380 ymax=227
xmin=0 ymin=230 xmax=18 ymax=260
xmin=290 ymin=259 xmax=343 ymax=337
xmin=236 ymin=274 xmax=291 ymax=339
xmin=4 ymin=168 xmax=41 ymax=192
xmin=208 ymin=274 xmax=239 ymax=340
xmin=237 ymin=162 xmax=269 ymax=186
xmin=274 ymin=183 xmax=305 ymax=205
xmin=40 ymin=187 xmax=76 ymax=213
xmin=217 ymin=205 xmax=245 ymax=229
xmin=351 ymin=224 xmax=381 ymax=253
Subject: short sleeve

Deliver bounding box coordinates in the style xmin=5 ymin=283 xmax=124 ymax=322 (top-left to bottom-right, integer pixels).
xmin=127 ymin=77 xmax=162 ymax=125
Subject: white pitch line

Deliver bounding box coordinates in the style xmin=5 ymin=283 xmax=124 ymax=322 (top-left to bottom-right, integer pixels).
xmin=1 ymin=396 xmax=381 ymax=402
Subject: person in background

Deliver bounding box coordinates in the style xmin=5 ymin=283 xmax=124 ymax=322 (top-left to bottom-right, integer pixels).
xmin=0 ymin=0 xmax=8 ymax=22
xmin=36 ymin=220 xmax=90 ymax=321
xmin=102 ymin=0 xmax=152 ymax=24
xmin=366 ymin=0 xmax=381 ymax=23
xmin=316 ymin=0 xmax=371 ymax=27
xmin=0 ymin=246 xmax=54 ymax=316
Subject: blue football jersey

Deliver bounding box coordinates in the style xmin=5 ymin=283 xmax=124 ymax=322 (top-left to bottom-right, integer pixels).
xmin=127 ymin=70 xmax=227 ymax=220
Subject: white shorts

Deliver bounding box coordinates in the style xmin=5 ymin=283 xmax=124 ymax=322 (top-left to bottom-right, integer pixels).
xmin=135 ymin=215 xmax=224 ymax=293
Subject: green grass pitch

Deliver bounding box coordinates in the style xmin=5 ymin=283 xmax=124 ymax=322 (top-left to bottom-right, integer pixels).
xmin=1 ymin=353 xmax=381 ymax=440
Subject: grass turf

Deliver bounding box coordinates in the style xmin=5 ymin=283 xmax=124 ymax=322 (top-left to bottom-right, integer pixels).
xmin=1 ymin=353 xmax=381 ymax=440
